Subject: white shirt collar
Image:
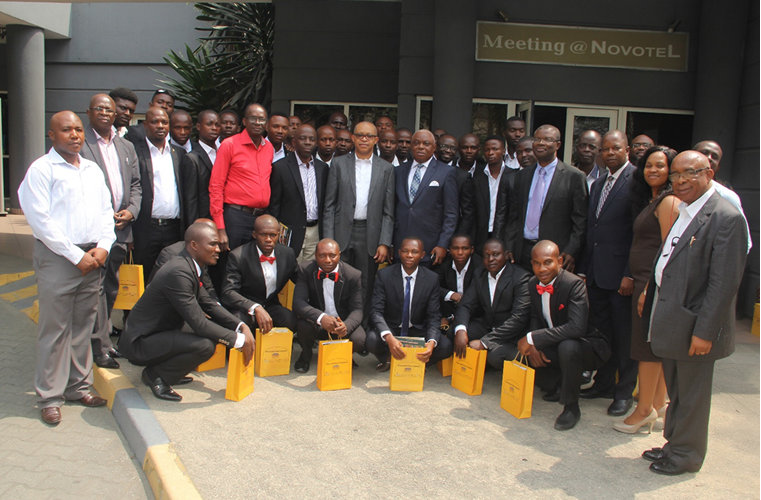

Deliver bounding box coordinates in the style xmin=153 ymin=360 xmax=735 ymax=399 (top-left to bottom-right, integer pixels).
xmin=199 ymin=140 xmax=216 ymax=156
xmin=681 ymin=186 xmax=716 ymax=219
xmin=452 ymin=257 xmax=471 ymax=275
xmin=256 ymin=245 xmax=276 ymax=260
xmin=413 ymin=157 xmax=433 ymax=169
xmin=191 ymin=258 xmax=202 ymax=277
xmin=146 ymin=136 xmax=169 ymax=154
xmin=483 ymin=163 xmax=505 ymax=178
xmin=488 ymin=265 xmax=506 ymax=282
xmin=606 ymin=162 xmax=629 ymax=181
xmin=402 ymin=266 xmax=419 ymax=280
xmin=92 ymin=127 xmax=115 ymax=144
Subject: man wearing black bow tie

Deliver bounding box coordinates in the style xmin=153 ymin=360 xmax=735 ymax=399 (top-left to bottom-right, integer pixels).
xmin=292 ymin=239 xmax=365 ymax=373
xmin=222 ymin=215 xmax=298 ymax=333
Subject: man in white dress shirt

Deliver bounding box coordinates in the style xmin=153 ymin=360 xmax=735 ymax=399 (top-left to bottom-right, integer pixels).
xmin=502 ymin=117 xmax=526 ymax=170
xmin=18 ymin=111 xmax=115 ymax=425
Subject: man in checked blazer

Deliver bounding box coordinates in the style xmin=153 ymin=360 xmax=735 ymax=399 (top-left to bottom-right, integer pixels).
xmin=640 ymin=151 xmax=748 ymax=476
xmin=81 ymin=94 xmax=141 ymax=369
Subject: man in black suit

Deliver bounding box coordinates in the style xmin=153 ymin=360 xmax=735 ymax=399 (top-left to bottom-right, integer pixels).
xmin=509 ymin=240 xmax=610 ymax=430
xmin=394 ymin=130 xmax=459 ymax=267
xmin=456 ymin=133 xmax=484 ymax=177
xmin=131 ymin=107 xmax=187 ymax=281
xmin=124 ymin=89 xmax=175 ymax=145
xmin=502 ymin=116 xmax=526 ymax=170
xmin=169 ymin=110 xmax=197 ymax=154
xmin=81 ymin=94 xmax=142 ymax=369
xmin=182 ymin=110 xmax=220 ymax=222
xmin=505 ymin=125 xmax=588 ymax=272
xmin=269 ymin=124 xmax=328 ymax=263
xmin=316 ymin=125 xmax=336 ymax=166
xmin=292 ymin=239 xmax=365 ymax=373
xmin=438 ymin=134 xmax=475 ymax=237
xmin=119 ymin=222 xmax=255 ymax=402
xmin=577 ymin=130 xmax=637 ymax=417
xmin=366 ymin=237 xmax=454 ymax=371
xmin=640 ymin=152 xmax=748 ymax=475
xmin=455 ymin=239 xmax=531 ymax=360
xmin=268 ymin=112 xmax=290 ymax=163
xmin=222 ymin=215 xmax=298 ymax=333
xmin=109 ymin=87 xmax=138 ymax=138
xmin=473 ymin=136 xmax=518 ymax=251
xmin=437 ymin=234 xmax=482 ymax=329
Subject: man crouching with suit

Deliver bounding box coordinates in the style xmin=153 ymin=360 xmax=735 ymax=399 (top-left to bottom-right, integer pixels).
xmin=366 ymin=237 xmax=454 ymax=372
xmin=292 ymin=239 xmax=365 ymax=373
xmin=222 ymin=214 xmax=298 ymax=334
xmin=512 ymin=240 xmax=610 ymax=430
xmin=119 ymin=222 xmax=255 ymax=401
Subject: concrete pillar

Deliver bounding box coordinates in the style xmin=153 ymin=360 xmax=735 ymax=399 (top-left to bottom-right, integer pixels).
xmin=431 ymin=0 xmax=476 ymax=139
xmin=691 ymin=0 xmax=749 ymax=182
xmin=7 ymin=25 xmax=46 ymax=211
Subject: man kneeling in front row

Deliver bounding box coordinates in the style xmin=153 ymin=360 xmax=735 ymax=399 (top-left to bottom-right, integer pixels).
xmin=366 ymin=237 xmax=454 ymax=371
xmin=119 ymin=222 xmax=255 ymax=401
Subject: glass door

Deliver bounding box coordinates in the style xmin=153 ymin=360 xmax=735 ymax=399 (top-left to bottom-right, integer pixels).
xmin=516 ymin=100 xmax=533 ymax=134
xmin=563 ymin=108 xmax=620 ymax=166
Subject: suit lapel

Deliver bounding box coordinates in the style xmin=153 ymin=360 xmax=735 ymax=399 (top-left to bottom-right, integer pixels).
xmin=542 ymin=161 xmax=564 ymax=213
xmin=666 ymin=193 xmax=717 ymax=265
xmin=333 ymin=270 xmax=345 ymax=312
xmin=412 ymin=160 xmax=438 ymax=205
xmin=596 ymin=163 xmax=632 ymax=220
xmin=311 ymin=266 xmax=325 ymax=311
xmin=492 ymin=266 xmax=511 ymax=312
xmin=521 ymin=165 xmax=536 ymax=219
xmin=114 ymin=139 xmax=132 ymax=210
xmin=198 ymin=147 xmax=213 ymax=174
xmin=288 ymin=156 xmax=306 ymax=205
xmin=398 ymin=162 xmax=412 ymax=205
xmin=347 ymin=155 xmax=358 ymax=200
xmin=367 ymin=156 xmax=382 ymax=206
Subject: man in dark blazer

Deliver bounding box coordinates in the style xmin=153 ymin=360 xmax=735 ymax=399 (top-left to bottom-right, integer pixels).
xmin=366 ymin=237 xmax=454 ymax=371
xmin=437 ymin=233 xmax=482 ymax=327
xmin=640 ymin=151 xmax=748 ymax=475
xmin=182 ymin=110 xmax=220 ymax=222
xmin=269 ymin=124 xmax=329 ymax=263
xmin=119 ymin=222 xmax=255 ymax=402
xmin=292 ymin=239 xmax=365 ymax=373
xmin=505 ymin=125 xmax=588 ymax=272
xmin=393 ymin=129 xmax=459 ymax=267
xmin=473 ymin=136 xmax=518 ymax=252
xmin=131 ymin=107 xmax=187 ymax=281
xmin=81 ymin=94 xmax=142 ymax=369
xmin=323 ymin=121 xmax=395 ymax=323
xmin=577 ymin=130 xmax=637 ymax=417
xmin=508 ymin=240 xmax=610 ymax=430
xmin=454 ymin=238 xmax=531 ymax=360
xmin=222 ymin=215 xmax=298 ymax=333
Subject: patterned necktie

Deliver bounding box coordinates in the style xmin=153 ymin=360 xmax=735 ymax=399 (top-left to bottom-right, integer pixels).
xmin=596 ymin=176 xmax=615 ymax=218
xmin=401 ymin=276 xmax=412 ymax=336
xmin=525 ymin=168 xmax=546 ymax=232
xmin=409 ymin=164 xmax=422 ymax=203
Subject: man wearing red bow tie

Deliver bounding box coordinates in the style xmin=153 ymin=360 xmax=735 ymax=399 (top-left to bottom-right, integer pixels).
xmin=292 ymin=239 xmax=366 ymax=373
xmin=222 ymin=215 xmax=298 ymax=333
xmin=517 ymin=240 xmax=611 ymax=431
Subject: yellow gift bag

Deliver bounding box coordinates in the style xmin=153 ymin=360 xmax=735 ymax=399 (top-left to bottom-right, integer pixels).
xmin=278 ymin=281 xmax=295 ymax=310
xmin=197 ymin=344 xmax=226 ymax=372
xmin=451 ymin=348 xmax=487 ymax=396
xmin=316 ymin=337 xmax=353 ymax=391
xmin=437 ymin=356 xmax=454 ymax=377
xmin=500 ymin=355 xmax=535 ymax=419
xmin=113 ymin=253 xmax=144 ymax=310
xmin=225 ymin=348 xmax=254 ymax=401
xmin=389 ymin=337 xmax=427 ymax=392
xmin=255 ymin=328 xmax=293 ymax=377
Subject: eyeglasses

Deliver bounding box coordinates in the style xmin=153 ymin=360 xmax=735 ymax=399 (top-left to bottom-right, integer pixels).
xmin=534 ymin=137 xmax=559 ymax=145
xmin=91 ymin=106 xmax=116 ymax=116
xmin=438 ymin=145 xmax=457 ymax=152
xmin=354 ymin=133 xmax=377 ymax=141
xmin=668 ymin=167 xmax=709 ymax=182
xmin=246 ymin=117 xmax=267 ymax=124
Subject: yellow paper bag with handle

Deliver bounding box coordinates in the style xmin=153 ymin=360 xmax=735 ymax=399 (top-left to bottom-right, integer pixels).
xmin=278 ymin=281 xmax=295 ymax=310
xmin=316 ymin=337 xmax=353 ymax=391
xmin=500 ymin=355 xmax=535 ymax=419
xmin=113 ymin=253 xmax=144 ymax=310
xmin=225 ymin=348 xmax=254 ymax=401
xmin=451 ymin=347 xmax=487 ymax=396
xmin=197 ymin=344 xmax=226 ymax=372
xmin=255 ymin=328 xmax=293 ymax=377
xmin=389 ymin=337 xmax=427 ymax=392
xmin=437 ymin=356 xmax=454 ymax=377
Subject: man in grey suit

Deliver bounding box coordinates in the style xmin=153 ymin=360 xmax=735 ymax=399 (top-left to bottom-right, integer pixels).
xmin=81 ymin=94 xmax=141 ymax=369
xmin=641 ymin=151 xmax=748 ymax=475
xmin=323 ymin=121 xmax=395 ymax=323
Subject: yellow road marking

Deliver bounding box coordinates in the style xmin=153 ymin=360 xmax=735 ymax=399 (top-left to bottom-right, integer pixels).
xmin=0 ymin=271 xmax=34 ymax=287
xmin=0 ymin=284 xmax=37 ymax=302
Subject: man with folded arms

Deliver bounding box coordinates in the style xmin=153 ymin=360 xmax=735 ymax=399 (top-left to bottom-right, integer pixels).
xmin=120 ymin=222 xmax=255 ymax=401
xmin=19 ymin=111 xmax=115 ymax=424
xmin=292 ymin=239 xmax=365 ymax=373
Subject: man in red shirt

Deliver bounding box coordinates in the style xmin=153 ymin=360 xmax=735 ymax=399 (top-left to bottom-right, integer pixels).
xmin=209 ymin=104 xmax=274 ymax=251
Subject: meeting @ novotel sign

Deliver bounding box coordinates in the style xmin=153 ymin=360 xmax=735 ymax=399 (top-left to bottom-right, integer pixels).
xmin=476 ymin=22 xmax=689 ymax=72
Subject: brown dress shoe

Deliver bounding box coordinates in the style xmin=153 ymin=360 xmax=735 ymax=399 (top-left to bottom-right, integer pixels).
xmin=76 ymin=393 xmax=107 ymax=407
xmin=41 ymin=407 xmax=61 ymax=425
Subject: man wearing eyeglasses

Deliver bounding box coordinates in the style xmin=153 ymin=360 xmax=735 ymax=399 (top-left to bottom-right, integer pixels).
xmin=629 ymin=134 xmax=654 ymax=164
xmin=323 ymin=121 xmax=395 ymax=325
xmin=639 ymin=151 xmax=747 ymax=476
xmin=81 ymin=94 xmax=142 ymax=370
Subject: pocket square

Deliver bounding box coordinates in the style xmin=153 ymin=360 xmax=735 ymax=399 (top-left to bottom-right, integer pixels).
xmin=558 ymin=304 xmax=565 ymax=310
xmin=429 ymin=180 xmax=440 ymax=187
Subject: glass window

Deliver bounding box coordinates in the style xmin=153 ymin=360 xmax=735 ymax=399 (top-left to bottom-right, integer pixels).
xmin=471 ymin=102 xmax=508 ymax=143
xmin=348 ymin=106 xmax=397 ymax=130
xmin=292 ymin=104 xmax=344 ymax=129
xmin=626 ymin=111 xmax=694 ymax=152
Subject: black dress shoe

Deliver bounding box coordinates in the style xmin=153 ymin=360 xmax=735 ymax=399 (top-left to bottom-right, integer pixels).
xmin=649 ymin=458 xmax=699 ymax=475
xmin=554 ymin=409 xmax=581 ymax=431
xmin=294 ymin=359 xmax=310 ymax=373
xmin=142 ymin=369 xmax=182 ymax=402
xmin=581 ymin=370 xmax=592 ymax=385
xmin=108 ymin=348 xmax=123 ymax=359
xmin=579 ymin=385 xmax=614 ymax=399
xmin=642 ymin=447 xmax=667 ymax=463
xmin=607 ymin=398 xmax=633 ymax=416
xmin=175 ymin=376 xmax=193 ymax=385
xmin=376 ymin=361 xmax=390 ymax=372
xmin=358 ymin=349 xmax=369 ymax=357
xmin=110 ymin=326 xmax=122 ymax=337
xmin=542 ymin=385 xmax=561 ymax=402
xmin=94 ymin=354 xmax=120 ymax=369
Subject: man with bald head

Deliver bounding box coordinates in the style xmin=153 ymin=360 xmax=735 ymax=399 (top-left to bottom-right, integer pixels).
xmin=316 ymin=125 xmax=337 ymax=166
xmin=574 ymin=130 xmax=605 ymax=189
xmin=81 ymin=94 xmax=142 ymax=369
xmin=120 ymin=222 xmax=255 ymax=402
xmin=19 ymin=111 xmax=116 ymax=424
xmin=292 ymin=239 xmax=366 ymax=372
xmin=324 ymin=121 xmax=395 ymax=324
xmin=169 ymin=110 xmax=196 ymax=153
xmin=630 ymin=134 xmax=654 ymax=164
xmin=394 ymin=129 xmax=459 ymax=267
xmin=131 ymin=106 xmax=187 ymax=280
xmin=505 ymin=124 xmax=588 ymax=272
xmin=639 ymin=151 xmax=747 ymax=475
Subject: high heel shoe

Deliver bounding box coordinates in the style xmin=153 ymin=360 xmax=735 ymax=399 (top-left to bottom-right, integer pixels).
xmin=657 ymin=404 xmax=668 ymax=419
xmin=613 ymin=408 xmax=658 ymax=434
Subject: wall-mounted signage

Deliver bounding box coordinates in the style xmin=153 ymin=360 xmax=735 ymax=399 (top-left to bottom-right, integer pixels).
xmin=476 ymin=22 xmax=689 ymax=72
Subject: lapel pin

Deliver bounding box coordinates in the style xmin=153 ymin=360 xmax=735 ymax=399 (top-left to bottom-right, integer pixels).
xmin=690 ymin=236 xmax=695 ymax=247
